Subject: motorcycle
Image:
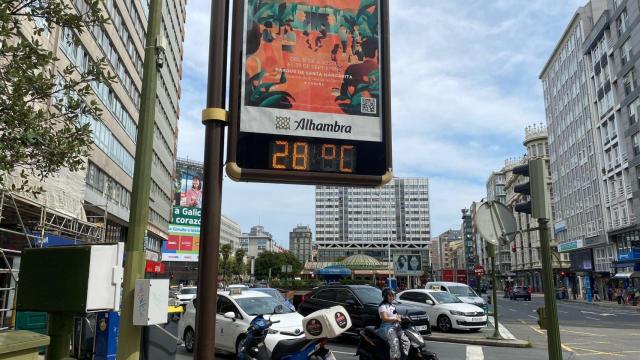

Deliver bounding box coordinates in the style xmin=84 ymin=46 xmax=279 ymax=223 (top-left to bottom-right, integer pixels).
xmin=237 ymin=315 xmax=336 ymax=360
xmin=356 ymin=316 xmax=438 ymax=360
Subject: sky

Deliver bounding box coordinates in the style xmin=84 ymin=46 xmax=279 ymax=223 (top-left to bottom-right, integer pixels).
xmin=176 ymin=0 xmax=586 ymax=248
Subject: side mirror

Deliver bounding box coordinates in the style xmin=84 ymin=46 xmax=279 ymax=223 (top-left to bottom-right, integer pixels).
xmin=425 ymin=299 xmax=434 ymax=305
xmin=223 ymin=311 xmax=236 ymax=320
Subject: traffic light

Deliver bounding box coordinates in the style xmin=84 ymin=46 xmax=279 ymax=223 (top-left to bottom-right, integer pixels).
xmin=511 ymin=158 xmax=549 ymax=219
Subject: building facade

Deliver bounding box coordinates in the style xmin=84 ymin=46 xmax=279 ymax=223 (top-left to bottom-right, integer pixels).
xmin=241 ymin=225 xmax=275 ymax=258
xmin=461 ymin=208 xmax=474 ymax=281
xmin=290 ymin=225 xmax=313 ymax=263
xmin=315 ymin=178 xmax=431 ymax=270
xmin=1 ymin=0 xmax=186 ymax=252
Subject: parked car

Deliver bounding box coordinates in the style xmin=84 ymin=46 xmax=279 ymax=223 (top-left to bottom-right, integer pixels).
xmin=175 ymin=286 xmax=198 ymax=306
xmin=297 ymin=285 xmax=431 ymax=335
xmin=177 ymin=289 xmax=305 ymax=354
xmin=397 ymin=289 xmax=487 ymax=332
xmin=253 ymin=288 xmax=295 ymax=311
xmin=510 ymin=286 xmax=532 ymax=301
xmin=425 ymin=282 xmax=486 ymax=308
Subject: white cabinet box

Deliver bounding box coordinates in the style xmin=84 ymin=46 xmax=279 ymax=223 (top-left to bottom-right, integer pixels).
xmin=133 ymin=279 xmax=169 ymax=326
xmin=302 ymin=306 xmax=352 ymax=339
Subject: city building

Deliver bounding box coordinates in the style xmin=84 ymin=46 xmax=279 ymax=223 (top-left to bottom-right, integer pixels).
xmin=1 ymin=1 xmax=186 ymax=252
xmin=505 ymin=124 xmax=570 ymax=292
xmin=580 ymin=0 xmax=640 ymax=292
xmin=450 ymin=240 xmax=466 ymax=270
xmin=461 ymin=208 xmax=474 ymax=282
xmin=221 ymin=215 xmax=242 ymax=250
xmin=290 ymin=225 xmax=313 ymax=263
xmin=241 ymin=225 xmax=275 ymax=258
xmin=315 ymin=178 xmax=431 ymax=271
xmin=429 ymin=236 xmax=442 ymax=273
xmin=541 ymin=0 xmax=615 ymax=298
xmin=487 ymin=171 xmax=507 ymax=204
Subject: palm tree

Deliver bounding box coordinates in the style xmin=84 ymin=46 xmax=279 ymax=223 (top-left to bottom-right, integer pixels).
xmin=234 ymin=249 xmax=246 ymax=281
xmin=220 ymin=244 xmax=233 ymax=283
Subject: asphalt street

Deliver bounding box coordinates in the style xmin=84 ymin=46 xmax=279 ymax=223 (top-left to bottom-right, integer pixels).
xmin=173 ymin=295 xmax=640 ymax=359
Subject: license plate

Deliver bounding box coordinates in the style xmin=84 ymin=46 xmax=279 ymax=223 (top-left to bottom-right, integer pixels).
xmin=415 ymin=325 xmax=429 ymax=331
xmin=472 ymin=317 xmax=485 ymax=322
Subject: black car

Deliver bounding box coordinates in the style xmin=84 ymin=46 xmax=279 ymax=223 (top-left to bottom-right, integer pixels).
xmin=298 ymin=285 xmax=431 ymax=335
xmin=510 ymin=286 xmax=531 ymax=301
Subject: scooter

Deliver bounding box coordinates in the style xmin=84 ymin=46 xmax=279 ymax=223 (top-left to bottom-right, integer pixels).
xmin=356 ymin=316 xmax=438 ymax=360
xmin=237 ymin=315 xmax=336 ymax=360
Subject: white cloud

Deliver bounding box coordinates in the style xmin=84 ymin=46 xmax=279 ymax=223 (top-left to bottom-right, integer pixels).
xmin=177 ymin=0 xmax=582 ymax=243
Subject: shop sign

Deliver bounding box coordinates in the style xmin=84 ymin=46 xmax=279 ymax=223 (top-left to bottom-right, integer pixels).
xmin=559 ymin=239 xmax=583 ymax=252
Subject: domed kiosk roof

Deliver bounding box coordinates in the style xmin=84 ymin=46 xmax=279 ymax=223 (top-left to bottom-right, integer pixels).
xmin=340 ymin=254 xmax=382 ymax=269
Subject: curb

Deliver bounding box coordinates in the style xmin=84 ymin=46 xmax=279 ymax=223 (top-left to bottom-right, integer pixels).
xmin=423 ymin=334 xmax=530 ymax=348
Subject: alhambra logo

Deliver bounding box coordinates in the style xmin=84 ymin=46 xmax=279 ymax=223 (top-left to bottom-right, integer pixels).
xmin=274 ymin=116 xmax=352 ymax=134
xmin=275 ymin=116 xmax=291 ymax=130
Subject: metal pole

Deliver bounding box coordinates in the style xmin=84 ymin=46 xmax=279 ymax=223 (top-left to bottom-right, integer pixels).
xmin=486 ymin=243 xmax=501 ymax=339
xmin=116 ymin=0 xmax=163 ymax=358
xmin=47 ymin=313 xmax=73 ymax=360
xmin=538 ymin=218 xmax=562 ymax=360
xmin=194 ymin=0 xmax=229 ymax=357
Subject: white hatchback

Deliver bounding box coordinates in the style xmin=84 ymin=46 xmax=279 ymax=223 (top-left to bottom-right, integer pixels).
xmin=397 ymin=289 xmax=487 ymax=332
xmin=177 ymin=290 xmax=305 ymax=354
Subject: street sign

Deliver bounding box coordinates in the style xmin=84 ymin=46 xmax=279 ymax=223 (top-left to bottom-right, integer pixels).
xmin=475 ymin=201 xmax=517 ymax=245
xmin=226 ymin=0 xmax=392 ymax=186
xmin=474 ymin=266 xmax=485 ymax=277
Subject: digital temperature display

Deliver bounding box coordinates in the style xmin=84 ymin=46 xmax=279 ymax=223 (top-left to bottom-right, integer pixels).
xmin=269 ymin=140 xmax=356 ymax=173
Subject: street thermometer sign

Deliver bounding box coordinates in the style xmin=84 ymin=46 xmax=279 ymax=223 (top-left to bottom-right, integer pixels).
xmin=226 ymin=0 xmax=392 ymax=186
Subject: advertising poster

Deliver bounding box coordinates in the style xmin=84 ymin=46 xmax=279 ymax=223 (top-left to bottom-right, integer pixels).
xmin=174 ymin=168 xmax=203 ymax=209
xmin=394 ymin=254 xmax=422 ymax=275
xmin=240 ymin=0 xmax=383 ymax=142
xmin=162 ymin=206 xmax=201 ymax=262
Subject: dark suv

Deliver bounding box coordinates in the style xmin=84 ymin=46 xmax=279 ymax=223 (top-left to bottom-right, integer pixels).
xmin=298 ymin=285 xmax=431 ymax=335
xmin=510 ymin=286 xmax=531 ymax=301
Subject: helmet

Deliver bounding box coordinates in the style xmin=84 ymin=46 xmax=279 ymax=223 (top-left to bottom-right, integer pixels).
xmin=382 ymin=287 xmax=395 ymax=299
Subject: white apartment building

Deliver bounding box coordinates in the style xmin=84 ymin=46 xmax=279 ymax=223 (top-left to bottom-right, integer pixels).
xmin=241 ymin=225 xmax=275 ymax=258
xmin=315 ymin=178 xmax=431 ymax=268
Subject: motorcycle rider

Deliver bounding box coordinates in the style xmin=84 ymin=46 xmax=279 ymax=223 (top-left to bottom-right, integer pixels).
xmin=378 ymin=288 xmax=410 ymax=360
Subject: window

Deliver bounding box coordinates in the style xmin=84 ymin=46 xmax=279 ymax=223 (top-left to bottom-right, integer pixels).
xmin=217 ymin=296 xmax=240 ymax=318
xmin=621 ymin=39 xmax=633 ymax=66
xmin=624 ymin=69 xmax=636 ymax=96
xmin=617 ymin=10 xmax=628 ymax=38
xmin=313 ymin=289 xmax=336 ymax=302
xmin=335 ymin=289 xmax=357 ymax=304
xmin=633 ymin=133 xmax=640 ymax=156
xmin=628 ymin=97 xmax=640 ymax=125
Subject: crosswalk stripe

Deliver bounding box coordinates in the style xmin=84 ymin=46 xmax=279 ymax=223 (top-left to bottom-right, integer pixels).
xmin=466 ymin=345 xmax=484 ymax=360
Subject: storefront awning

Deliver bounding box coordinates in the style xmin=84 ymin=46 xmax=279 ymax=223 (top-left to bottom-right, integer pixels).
xmin=612 ymin=272 xmax=640 ymax=279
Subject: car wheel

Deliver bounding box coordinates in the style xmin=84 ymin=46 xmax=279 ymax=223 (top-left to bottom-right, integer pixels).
xmin=236 ymin=334 xmax=246 ymax=356
xmin=437 ymin=315 xmax=452 ymax=332
xmin=184 ymin=327 xmax=195 ymax=353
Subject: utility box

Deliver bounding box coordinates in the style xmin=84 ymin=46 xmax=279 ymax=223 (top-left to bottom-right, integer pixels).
xmin=17 ymin=244 xmax=124 ymax=314
xmin=133 ymin=279 xmax=169 ymax=326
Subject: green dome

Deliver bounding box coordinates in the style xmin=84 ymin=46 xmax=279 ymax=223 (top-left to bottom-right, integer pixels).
xmin=340 ymin=254 xmax=382 ymax=269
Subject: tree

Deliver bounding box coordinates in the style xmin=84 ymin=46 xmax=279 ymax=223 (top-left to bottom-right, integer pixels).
xmin=254 ymin=251 xmax=303 ymax=279
xmin=233 ymin=248 xmax=246 ymax=277
xmin=220 ymin=244 xmax=233 ymax=281
xmin=0 ymin=1 xmax=113 ymax=194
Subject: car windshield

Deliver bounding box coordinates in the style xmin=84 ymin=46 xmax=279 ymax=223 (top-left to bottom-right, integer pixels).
xmin=255 ymin=289 xmax=286 ymax=302
xmin=180 ymin=288 xmax=197 ymax=295
xmin=353 ymin=287 xmax=383 ymax=305
xmin=430 ymin=292 xmax=463 ymax=304
xmin=235 ymin=296 xmax=293 ymax=316
xmin=448 ymin=286 xmax=477 ymax=297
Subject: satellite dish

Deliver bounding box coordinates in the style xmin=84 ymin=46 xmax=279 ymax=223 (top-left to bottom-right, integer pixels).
xmin=475 ymin=201 xmax=517 ymax=245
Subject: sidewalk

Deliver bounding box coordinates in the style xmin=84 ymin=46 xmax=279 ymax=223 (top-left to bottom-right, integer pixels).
xmin=560 ymin=298 xmax=640 ymax=312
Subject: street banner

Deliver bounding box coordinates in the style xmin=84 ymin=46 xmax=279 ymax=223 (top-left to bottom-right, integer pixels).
xmin=394 ymin=254 xmax=422 ymax=275
xmin=240 ymin=0 xmax=383 ymax=142
xmin=174 ymin=168 xmax=203 ymax=209
xmin=162 ymin=207 xmax=201 ymax=262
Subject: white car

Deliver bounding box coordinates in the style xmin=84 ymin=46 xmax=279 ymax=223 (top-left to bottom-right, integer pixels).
xmin=425 ymin=281 xmax=486 ymax=308
xmin=397 ymin=289 xmax=487 ymax=332
xmin=177 ymin=290 xmax=305 ymax=354
xmin=175 ymin=286 xmax=198 ymax=306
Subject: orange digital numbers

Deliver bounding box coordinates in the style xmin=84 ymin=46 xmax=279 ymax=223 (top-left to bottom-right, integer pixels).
xmin=292 ymin=142 xmax=309 ymax=170
xmin=322 ymin=144 xmax=337 ymax=161
xmin=340 ymin=145 xmax=354 ymax=173
xmin=272 ymin=140 xmax=289 ymax=169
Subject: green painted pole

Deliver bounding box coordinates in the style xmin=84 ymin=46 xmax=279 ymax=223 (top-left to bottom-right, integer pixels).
xmin=539 ymin=218 xmax=562 ymax=360
xmin=47 ymin=313 xmax=74 ymax=360
xmin=117 ymin=0 xmax=164 ymax=359
xmin=489 ymin=246 xmax=501 ymax=339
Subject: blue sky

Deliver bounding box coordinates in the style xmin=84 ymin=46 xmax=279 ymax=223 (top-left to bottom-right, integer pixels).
xmin=176 ymin=0 xmax=585 ymax=247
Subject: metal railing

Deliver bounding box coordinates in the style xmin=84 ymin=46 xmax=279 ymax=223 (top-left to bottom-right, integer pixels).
xmin=0 ymin=248 xmax=20 ymax=331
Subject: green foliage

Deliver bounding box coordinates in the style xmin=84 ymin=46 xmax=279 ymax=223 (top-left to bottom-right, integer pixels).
xmin=254 ymin=250 xmax=303 ymax=279
xmin=219 ymin=244 xmax=234 ymax=281
xmin=247 ymin=70 xmax=295 ymax=109
xmin=336 ymin=69 xmax=380 ymax=115
xmin=0 ymin=0 xmax=113 ymax=194
xmin=233 ymin=248 xmax=246 ymax=276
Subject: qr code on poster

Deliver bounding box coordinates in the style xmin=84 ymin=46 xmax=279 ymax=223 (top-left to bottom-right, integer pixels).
xmin=361 ymin=97 xmax=377 ymax=114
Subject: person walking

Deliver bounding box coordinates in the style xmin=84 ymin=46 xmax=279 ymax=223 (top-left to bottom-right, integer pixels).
xmin=607 ymin=286 xmax=613 ymax=302
xmin=593 ymin=287 xmax=600 ymax=302
xmin=616 ymin=287 xmax=623 ymax=304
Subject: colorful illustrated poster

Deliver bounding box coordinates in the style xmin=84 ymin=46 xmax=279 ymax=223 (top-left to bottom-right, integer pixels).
xmin=240 ymin=0 xmax=383 ymax=142
xmin=162 ymin=206 xmax=201 ymax=262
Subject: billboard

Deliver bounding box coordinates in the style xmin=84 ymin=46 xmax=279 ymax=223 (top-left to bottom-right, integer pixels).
xmin=174 ymin=168 xmax=203 ymax=209
xmin=394 ymin=254 xmax=422 ymax=275
xmin=227 ymin=0 xmax=392 ymax=186
xmin=162 ymin=206 xmax=201 ymax=262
